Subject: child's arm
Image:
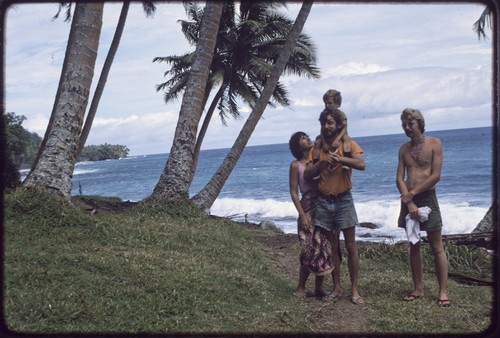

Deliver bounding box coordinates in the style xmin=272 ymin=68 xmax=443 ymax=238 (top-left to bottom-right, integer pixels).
xmin=331 ymin=127 xmax=345 ymax=149
xmin=320 ymin=134 xmax=329 ymax=153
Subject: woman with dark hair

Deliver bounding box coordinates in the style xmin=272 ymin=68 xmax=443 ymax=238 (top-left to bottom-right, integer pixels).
xmin=289 ymin=131 xmax=333 ymax=300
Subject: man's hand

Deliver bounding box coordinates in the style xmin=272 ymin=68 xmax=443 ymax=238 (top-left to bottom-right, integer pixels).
xmin=401 ymin=190 xmax=415 ymax=204
xmin=406 ymin=201 xmax=420 ymax=219
xmin=325 ymin=149 xmax=339 ymax=164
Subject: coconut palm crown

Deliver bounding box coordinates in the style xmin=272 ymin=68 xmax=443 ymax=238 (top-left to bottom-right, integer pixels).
xmin=154 ymin=1 xmax=320 ymax=126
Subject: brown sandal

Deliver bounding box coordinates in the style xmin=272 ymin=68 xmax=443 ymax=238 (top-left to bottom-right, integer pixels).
xmin=437 ymin=299 xmax=451 ymax=307
xmin=403 ymin=294 xmax=423 ymax=302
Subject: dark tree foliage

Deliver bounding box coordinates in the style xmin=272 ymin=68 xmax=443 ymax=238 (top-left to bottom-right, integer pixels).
xmin=4 ymin=113 xmax=42 ymax=189
xmin=77 ymin=143 xmax=130 ymax=162
xmin=3 ymin=113 xmax=129 ymax=191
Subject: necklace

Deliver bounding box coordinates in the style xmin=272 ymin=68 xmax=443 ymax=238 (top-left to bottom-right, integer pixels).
xmin=410 ymin=135 xmax=426 ymax=161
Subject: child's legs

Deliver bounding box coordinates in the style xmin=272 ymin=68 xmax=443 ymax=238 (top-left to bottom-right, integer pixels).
xmin=342 ymin=121 xmax=351 ymax=153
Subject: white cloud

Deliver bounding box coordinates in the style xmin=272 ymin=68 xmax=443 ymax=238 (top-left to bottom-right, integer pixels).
xmin=325 ymin=62 xmax=392 ymax=76
xmin=87 ymin=110 xmax=178 ymax=155
xmin=23 ymin=113 xmax=49 ymax=136
xmin=4 ymin=2 xmax=493 ymax=155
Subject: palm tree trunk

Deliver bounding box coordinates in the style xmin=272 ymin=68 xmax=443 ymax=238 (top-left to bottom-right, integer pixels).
xmin=150 ymin=2 xmax=224 ymax=200
xmin=77 ymin=1 xmax=130 ymax=157
xmin=191 ymin=1 xmax=314 ymax=210
xmin=23 ymin=3 xmax=103 ymax=198
xmin=189 ymin=84 xmax=225 ymax=185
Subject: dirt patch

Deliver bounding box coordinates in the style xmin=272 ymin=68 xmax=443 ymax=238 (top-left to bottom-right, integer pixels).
xmin=251 ymin=229 xmax=370 ymax=334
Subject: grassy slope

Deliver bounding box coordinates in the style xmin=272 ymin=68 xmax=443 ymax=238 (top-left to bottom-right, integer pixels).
xmin=2 ymin=188 xmax=496 ymax=335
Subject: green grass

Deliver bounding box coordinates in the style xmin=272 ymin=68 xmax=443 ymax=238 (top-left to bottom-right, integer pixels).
xmin=3 ymin=187 xmax=496 ymax=335
xmin=3 ymin=189 xmax=314 ymax=334
xmin=358 ymin=242 xmax=494 ymax=334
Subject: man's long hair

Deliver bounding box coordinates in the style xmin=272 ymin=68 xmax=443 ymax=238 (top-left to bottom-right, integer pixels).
xmin=319 ymin=108 xmax=343 ymax=128
xmin=401 ymin=108 xmax=426 ymax=133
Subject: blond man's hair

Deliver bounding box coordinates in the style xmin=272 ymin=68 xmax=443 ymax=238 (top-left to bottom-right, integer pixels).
xmin=401 ymin=108 xmax=425 ymax=133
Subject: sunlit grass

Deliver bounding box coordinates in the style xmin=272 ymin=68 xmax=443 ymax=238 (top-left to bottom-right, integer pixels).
xmin=3 ymin=187 xmax=495 ymax=335
xmin=4 ymin=188 xmax=308 ymax=334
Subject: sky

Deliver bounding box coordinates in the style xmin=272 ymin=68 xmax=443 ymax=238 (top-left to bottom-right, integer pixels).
xmin=3 ymin=1 xmax=493 ymax=156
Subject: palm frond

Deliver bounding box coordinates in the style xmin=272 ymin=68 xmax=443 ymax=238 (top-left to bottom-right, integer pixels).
xmin=473 ymin=6 xmax=491 ymax=40
xmin=142 ymin=1 xmax=157 ymax=18
xmin=155 ymin=1 xmax=320 ymax=128
xmin=178 ymin=19 xmax=199 ymax=45
xmin=52 ymin=2 xmax=72 ymax=22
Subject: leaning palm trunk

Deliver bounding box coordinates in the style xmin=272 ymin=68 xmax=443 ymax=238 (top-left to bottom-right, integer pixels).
xmin=191 ymin=1 xmax=314 ymax=210
xmin=189 ymin=84 xmax=225 ymax=185
xmin=151 ymin=2 xmax=224 ymax=199
xmin=23 ymin=3 xmax=103 ymax=199
xmin=77 ymin=2 xmax=130 ymax=157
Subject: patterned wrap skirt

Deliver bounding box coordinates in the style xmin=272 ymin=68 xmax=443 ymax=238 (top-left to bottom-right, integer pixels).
xmin=298 ymin=190 xmax=334 ymax=276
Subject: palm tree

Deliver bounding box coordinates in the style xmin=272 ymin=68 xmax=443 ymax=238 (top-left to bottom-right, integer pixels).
xmin=154 ymin=1 xmax=320 ymax=185
xmin=191 ymin=1 xmax=314 ymax=210
xmin=473 ymin=5 xmax=492 ymax=40
xmin=77 ymin=1 xmax=157 ymax=156
xmin=150 ymin=2 xmax=224 ymax=199
xmin=23 ymin=2 xmax=103 ymax=199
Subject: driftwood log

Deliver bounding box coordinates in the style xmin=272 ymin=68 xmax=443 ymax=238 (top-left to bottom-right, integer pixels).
xmin=425 ymin=269 xmax=494 ymax=286
xmin=422 ymin=232 xmax=494 ymax=250
xmin=422 ymin=231 xmax=494 ymax=286
xmin=447 ymin=271 xmax=493 ymax=286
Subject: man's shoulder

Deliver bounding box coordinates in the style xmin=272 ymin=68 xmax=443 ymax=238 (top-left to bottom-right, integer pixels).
xmin=349 ymin=138 xmax=362 ymax=147
xmin=425 ymin=135 xmax=442 ymax=147
xmin=400 ymin=140 xmax=411 ymax=148
xmin=427 ymin=135 xmax=441 ymax=142
xmin=348 ymin=139 xmax=363 ymax=153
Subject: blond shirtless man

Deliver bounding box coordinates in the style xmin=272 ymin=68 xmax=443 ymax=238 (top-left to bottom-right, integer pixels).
xmin=396 ymin=108 xmax=450 ymax=307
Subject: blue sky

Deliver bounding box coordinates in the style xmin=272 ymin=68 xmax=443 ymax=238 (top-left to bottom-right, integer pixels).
xmin=4 ymin=2 xmax=492 ymax=155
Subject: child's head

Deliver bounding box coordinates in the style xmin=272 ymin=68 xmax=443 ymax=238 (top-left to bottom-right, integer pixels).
xmin=322 ymin=89 xmax=342 ymax=111
xmin=289 ymin=131 xmax=309 ymax=159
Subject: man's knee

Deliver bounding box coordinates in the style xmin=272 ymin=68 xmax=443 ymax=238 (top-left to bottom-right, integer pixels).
xmin=427 ymin=231 xmax=446 ymax=256
xmin=430 ymin=244 xmax=446 ymax=257
xmin=343 ymin=236 xmax=357 ymax=253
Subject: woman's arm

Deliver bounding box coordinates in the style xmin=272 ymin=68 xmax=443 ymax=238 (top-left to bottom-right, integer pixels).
xmin=289 ymin=161 xmax=309 ymax=229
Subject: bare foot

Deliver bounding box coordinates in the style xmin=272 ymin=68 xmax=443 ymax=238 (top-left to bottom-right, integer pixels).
xmin=294 ymin=289 xmax=307 ymax=299
xmin=330 ymin=288 xmax=342 ymax=299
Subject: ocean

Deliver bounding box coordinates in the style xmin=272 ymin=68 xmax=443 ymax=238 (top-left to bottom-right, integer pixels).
xmin=33 ymin=126 xmax=493 ymax=243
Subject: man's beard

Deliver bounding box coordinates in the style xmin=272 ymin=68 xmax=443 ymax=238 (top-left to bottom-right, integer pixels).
xmin=322 ymin=129 xmax=338 ymax=141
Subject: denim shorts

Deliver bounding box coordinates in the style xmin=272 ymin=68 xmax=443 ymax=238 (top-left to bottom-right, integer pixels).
xmin=314 ymin=190 xmax=359 ymax=232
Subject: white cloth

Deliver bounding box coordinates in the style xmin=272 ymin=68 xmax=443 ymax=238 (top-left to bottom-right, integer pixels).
xmin=405 ymin=206 xmax=432 ymax=244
